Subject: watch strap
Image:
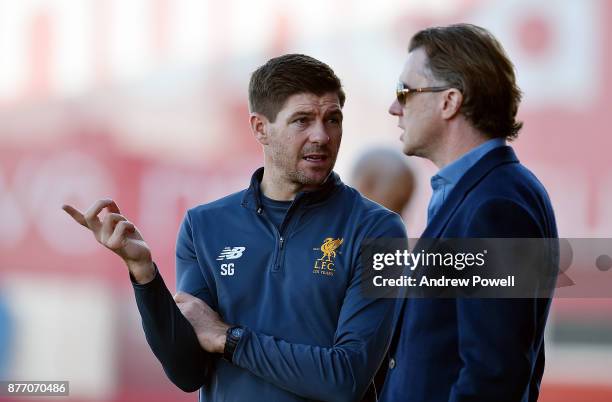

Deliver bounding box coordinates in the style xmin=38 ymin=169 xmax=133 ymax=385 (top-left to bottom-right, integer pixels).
xmin=223 ymin=326 xmax=243 ymax=362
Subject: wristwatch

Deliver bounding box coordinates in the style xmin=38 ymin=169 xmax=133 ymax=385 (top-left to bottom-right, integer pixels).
xmin=223 ymin=326 xmax=244 ymax=362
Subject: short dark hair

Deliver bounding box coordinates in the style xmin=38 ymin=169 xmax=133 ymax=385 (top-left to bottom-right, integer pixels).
xmin=248 ymin=54 xmax=345 ymax=122
xmin=409 ymin=24 xmax=523 ymax=140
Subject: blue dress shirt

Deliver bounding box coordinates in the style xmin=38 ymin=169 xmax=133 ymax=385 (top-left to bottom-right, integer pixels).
xmin=427 ymin=138 xmax=506 ymax=223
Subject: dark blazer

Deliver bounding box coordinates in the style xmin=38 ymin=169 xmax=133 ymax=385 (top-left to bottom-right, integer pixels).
xmin=380 ymin=146 xmax=558 ymax=402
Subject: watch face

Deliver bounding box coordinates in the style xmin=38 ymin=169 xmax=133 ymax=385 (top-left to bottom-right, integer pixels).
xmin=231 ymin=328 xmax=244 ymax=338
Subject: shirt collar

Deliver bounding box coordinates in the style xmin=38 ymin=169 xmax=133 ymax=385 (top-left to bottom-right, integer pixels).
xmin=241 ymin=167 xmax=343 ymax=211
xmin=432 ymin=138 xmax=506 ymax=189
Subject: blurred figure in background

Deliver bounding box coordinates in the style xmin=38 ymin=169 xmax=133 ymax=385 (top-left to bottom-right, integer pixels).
xmin=351 ymin=147 xmax=415 ymax=402
xmin=351 ymin=147 xmax=416 ymax=216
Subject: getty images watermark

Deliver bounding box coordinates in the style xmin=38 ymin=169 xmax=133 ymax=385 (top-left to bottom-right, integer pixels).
xmin=360 ymin=238 xmax=612 ymax=298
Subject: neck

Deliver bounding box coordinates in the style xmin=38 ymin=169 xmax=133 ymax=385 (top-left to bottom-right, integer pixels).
xmin=429 ymin=123 xmax=491 ymax=169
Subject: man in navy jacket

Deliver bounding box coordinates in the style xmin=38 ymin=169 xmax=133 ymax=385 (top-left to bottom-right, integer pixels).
xmin=380 ymin=24 xmax=558 ymax=402
xmin=64 ymin=54 xmax=406 ymax=401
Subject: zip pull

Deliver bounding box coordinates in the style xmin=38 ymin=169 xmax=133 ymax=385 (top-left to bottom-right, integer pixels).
xmin=279 ymin=236 xmax=284 ymax=249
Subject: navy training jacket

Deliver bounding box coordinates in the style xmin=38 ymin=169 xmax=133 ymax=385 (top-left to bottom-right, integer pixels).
xmin=132 ymin=168 xmax=407 ymax=402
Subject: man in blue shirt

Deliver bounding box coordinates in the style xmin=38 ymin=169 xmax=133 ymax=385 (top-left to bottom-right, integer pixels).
xmin=63 ymin=54 xmax=407 ymax=402
xmin=380 ymin=24 xmax=558 ymax=402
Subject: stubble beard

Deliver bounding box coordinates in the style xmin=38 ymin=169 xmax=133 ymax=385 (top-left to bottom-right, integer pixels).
xmin=287 ymin=163 xmax=333 ymax=186
xmin=274 ymin=152 xmax=335 ymax=188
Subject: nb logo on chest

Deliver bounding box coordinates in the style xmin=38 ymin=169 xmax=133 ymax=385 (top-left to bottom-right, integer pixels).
xmin=217 ymin=246 xmax=246 ymax=261
xmin=217 ymin=246 xmax=246 ymax=276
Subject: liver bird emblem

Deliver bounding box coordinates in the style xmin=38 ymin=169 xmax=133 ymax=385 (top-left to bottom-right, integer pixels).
xmin=320 ymin=238 xmax=343 ymax=260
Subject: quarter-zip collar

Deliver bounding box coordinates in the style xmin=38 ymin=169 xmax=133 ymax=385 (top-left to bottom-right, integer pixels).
xmin=240 ymin=167 xmax=343 ymax=212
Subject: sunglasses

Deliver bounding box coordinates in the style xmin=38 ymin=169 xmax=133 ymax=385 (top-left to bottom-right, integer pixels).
xmin=396 ymin=82 xmax=451 ymax=105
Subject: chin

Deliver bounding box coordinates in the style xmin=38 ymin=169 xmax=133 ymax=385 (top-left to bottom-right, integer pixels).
xmin=306 ymin=172 xmax=330 ymax=184
xmin=401 ymin=138 xmax=425 ymax=158
xmin=401 ymin=143 xmax=415 ymax=156
xmin=296 ymin=168 xmax=331 ymax=186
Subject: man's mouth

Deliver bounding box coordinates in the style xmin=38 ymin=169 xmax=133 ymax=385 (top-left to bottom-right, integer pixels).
xmin=303 ymin=154 xmax=329 ymax=163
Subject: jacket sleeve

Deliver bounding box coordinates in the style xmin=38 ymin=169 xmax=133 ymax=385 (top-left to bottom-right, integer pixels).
xmin=231 ymin=213 xmax=407 ymax=402
xmin=449 ymin=198 xmax=552 ymax=402
xmin=131 ymin=212 xmax=216 ymax=393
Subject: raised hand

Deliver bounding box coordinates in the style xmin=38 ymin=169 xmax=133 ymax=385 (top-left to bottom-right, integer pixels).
xmin=62 ymin=198 xmax=155 ymax=283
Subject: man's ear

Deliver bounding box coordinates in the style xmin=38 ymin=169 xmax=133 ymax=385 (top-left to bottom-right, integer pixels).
xmin=250 ymin=113 xmax=269 ymax=145
xmin=441 ymin=88 xmax=463 ymax=120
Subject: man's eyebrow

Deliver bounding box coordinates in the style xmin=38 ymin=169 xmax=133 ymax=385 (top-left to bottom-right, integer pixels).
xmin=326 ymin=109 xmax=343 ymax=116
xmin=286 ymin=107 xmax=342 ymax=121
xmin=324 ymin=109 xmax=343 ymax=119
xmin=287 ymin=110 xmax=315 ymax=120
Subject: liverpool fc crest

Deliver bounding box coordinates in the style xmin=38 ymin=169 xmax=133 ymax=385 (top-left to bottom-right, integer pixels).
xmin=313 ymin=237 xmax=343 ymax=276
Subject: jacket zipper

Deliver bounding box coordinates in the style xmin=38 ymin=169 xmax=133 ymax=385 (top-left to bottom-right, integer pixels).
xmin=257 ymin=207 xmax=286 ymax=272
xmin=258 ymin=194 xmax=304 ymax=273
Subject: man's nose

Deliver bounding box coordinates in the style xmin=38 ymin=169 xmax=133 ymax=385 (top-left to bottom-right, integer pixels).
xmin=309 ymin=120 xmax=330 ymax=144
xmin=389 ymin=98 xmax=403 ymax=116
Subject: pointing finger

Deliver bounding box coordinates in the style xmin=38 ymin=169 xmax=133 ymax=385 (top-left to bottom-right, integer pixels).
xmin=62 ymin=204 xmax=88 ymax=227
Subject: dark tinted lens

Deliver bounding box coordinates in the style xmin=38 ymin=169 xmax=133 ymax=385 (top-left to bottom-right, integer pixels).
xmin=396 ymin=91 xmax=406 ymax=105
xmin=396 ymin=83 xmax=406 ymax=105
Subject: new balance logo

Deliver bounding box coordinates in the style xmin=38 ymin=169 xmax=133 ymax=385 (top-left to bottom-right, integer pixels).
xmin=216 ymin=246 xmax=246 ymax=260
